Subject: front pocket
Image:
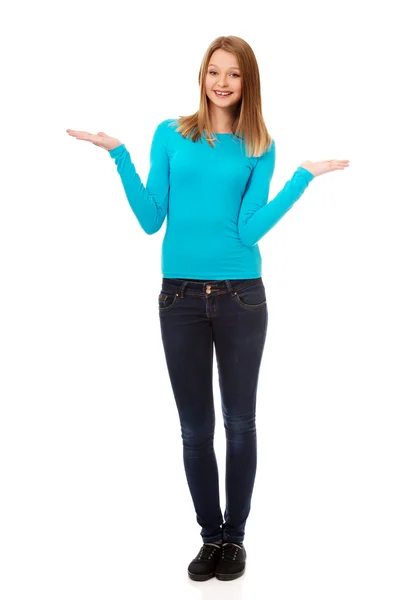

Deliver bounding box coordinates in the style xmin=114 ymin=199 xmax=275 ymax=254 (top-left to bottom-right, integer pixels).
xmin=234 ymin=282 xmax=267 ymax=310
xmin=158 ymin=292 xmax=178 ymax=311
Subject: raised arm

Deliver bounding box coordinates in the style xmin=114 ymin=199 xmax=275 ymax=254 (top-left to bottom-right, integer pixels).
xmin=238 ymin=140 xmax=315 ymax=247
xmin=108 ymin=120 xmax=171 ymax=235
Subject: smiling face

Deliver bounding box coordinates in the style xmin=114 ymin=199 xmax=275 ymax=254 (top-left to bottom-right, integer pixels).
xmin=205 ymin=48 xmax=242 ymax=112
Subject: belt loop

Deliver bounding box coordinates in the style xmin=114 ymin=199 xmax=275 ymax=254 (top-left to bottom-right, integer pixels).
xmin=179 ymin=281 xmax=189 ymax=298
xmin=225 ymin=279 xmax=236 ymax=296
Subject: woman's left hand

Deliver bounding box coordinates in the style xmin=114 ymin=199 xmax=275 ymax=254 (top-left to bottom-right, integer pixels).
xmin=300 ymin=159 xmax=350 ymax=178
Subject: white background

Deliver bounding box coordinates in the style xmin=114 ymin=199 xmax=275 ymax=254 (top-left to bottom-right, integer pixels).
xmin=1 ymin=0 xmax=399 ymax=598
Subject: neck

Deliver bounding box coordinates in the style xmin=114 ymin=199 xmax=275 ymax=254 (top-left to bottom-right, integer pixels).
xmin=209 ymin=104 xmax=237 ymax=133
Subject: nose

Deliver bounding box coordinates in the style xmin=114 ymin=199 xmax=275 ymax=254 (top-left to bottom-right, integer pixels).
xmin=217 ymin=74 xmax=229 ymax=87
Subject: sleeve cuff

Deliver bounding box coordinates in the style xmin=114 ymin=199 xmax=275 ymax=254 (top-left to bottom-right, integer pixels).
xmin=108 ymin=143 xmax=126 ymax=158
xmin=296 ymin=166 xmax=315 ymax=181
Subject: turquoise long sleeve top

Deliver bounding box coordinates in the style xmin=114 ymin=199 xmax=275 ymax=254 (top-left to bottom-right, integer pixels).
xmin=108 ymin=118 xmax=314 ymax=279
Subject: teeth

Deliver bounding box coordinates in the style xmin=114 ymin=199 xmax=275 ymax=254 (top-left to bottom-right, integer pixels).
xmin=215 ymin=91 xmax=231 ymax=96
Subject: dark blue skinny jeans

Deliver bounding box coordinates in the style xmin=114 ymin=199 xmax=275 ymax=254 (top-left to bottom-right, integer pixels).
xmin=158 ymin=277 xmax=268 ymax=544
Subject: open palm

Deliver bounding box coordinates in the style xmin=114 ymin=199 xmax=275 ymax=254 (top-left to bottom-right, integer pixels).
xmin=301 ymin=159 xmax=350 ymax=177
xmin=66 ymin=129 xmax=122 ymax=151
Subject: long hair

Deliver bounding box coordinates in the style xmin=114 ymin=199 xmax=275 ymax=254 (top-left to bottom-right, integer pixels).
xmin=171 ymin=35 xmax=273 ymax=158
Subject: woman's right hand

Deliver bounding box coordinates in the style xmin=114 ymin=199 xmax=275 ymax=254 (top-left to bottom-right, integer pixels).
xmin=66 ymin=129 xmax=122 ymax=151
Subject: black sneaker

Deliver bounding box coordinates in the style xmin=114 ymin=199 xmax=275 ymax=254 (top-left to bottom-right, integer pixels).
xmin=215 ymin=542 xmax=246 ymax=581
xmin=188 ymin=542 xmax=223 ymax=581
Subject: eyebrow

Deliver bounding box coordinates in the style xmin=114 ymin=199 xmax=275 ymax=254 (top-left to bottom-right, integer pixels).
xmin=208 ymin=64 xmax=240 ymax=70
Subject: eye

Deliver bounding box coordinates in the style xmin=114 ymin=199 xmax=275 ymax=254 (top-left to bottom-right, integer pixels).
xmin=208 ymin=71 xmax=240 ymax=77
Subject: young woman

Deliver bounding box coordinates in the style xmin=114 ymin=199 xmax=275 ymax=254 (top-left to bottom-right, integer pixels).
xmin=67 ymin=35 xmax=349 ymax=582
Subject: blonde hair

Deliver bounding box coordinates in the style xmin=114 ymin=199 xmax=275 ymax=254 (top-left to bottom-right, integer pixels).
xmin=171 ymin=35 xmax=273 ymax=158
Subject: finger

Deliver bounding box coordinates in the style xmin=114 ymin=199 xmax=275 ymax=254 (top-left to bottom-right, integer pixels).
xmin=67 ymin=130 xmax=101 ymax=144
xmin=324 ymin=159 xmax=349 ymax=163
xmin=332 ymin=164 xmax=350 ymax=171
xmin=66 ymin=129 xmax=91 ymax=136
xmin=333 ymin=160 xmax=350 ymax=170
xmin=325 ymin=160 xmax=349 ymax=171
xmin=76 ymin=132 xmax=93 ymax=141
xmin=66 ymin=129 xmax=85 ymax=139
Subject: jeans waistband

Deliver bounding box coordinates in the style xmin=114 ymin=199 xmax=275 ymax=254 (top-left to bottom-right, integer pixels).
xmin=161 ymin=277 xmax=263 ymax=298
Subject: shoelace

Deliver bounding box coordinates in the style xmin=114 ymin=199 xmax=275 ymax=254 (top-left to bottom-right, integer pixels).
xmin=221 ymin=542 xmax=243 ymax=561
xmin=198 ymin=543 xmax=222 ymax=560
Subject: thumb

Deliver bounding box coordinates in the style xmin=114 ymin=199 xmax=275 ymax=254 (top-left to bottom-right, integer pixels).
xmin=97 ymin=132 xmax=106 ymax=136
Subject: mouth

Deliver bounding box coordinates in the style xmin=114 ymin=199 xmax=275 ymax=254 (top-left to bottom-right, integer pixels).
xmin=214 ymin=90 xmax=233 ymax=97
